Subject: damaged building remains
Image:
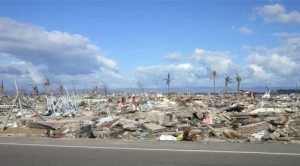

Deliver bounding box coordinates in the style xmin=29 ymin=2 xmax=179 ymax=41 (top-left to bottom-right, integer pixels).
xmin=0 ymin=83 xmax=299 ymax=144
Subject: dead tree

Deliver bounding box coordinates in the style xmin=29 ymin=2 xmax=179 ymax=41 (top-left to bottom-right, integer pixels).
xmin=92 ymin=86 xmax=99 ymax=96
xmin=59 ymin=84 xmax=64 ymax=96
xmin=101 ymin=82 xmax=108 ymax=96
xmin=43 ymin=76 xmax=50 ymax=94
xmin=0 ymin=80 xmax=3 ymax=94
xmin=137 ymin=81 xmax=143 ymax=94
xmin=33 ymin=85 xmax=39 ymax=96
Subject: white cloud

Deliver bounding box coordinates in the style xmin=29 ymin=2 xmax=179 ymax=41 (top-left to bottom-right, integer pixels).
xmin=132 ymin=33 xmax=300 ymax=88
xmin=28 ymin=67 xmax=45 ymax=84
xmin=272 ymin=32 xmax=300 ymax=38
xmin=132 ymin=31 xmax=300 ymax=88
xmin=270 ymin=33 xmax=300 ymax=60
xmin=132 ymin=63 xmax=207 ymax=87
xmin=177 ymin=63 xmax=192 ymax=70
xmin=0 ymin=61 xmax=46 ymax=86
xmin=269 ymin=54 xmax=295 ymax=75
xmin=163 ymin=52 xmax=182 ymax=61
xmin=245 ymin=33 xmax=300 ymax=86
xmin=192 ymin=38 xmax=300 ymax=87
xmin=256 ymin=4 xmax=300 ymax=24
xmin=194 ymin=48 xmax=205 ymax=55
xmin=248 ymin=64 xmax=274 ymax=80
xmin=278 ymin=35 xmax=300 ymax=60
xmin=233 ymin=26 xmax=253 ymax=34
xmin=97 ymin=56 xmax=117 ymax=69
xmin=191 ymin=48 xmax=234 ymax=75
xmin=0 ymin=17 xmax=120 ymax=89
xmin=248 ymin=53 xmax=296 ymax=76
xmin=0 ymin=17 xmax=117 ymax=75
xmin=247 ymin=53 xmax=267 ymax=64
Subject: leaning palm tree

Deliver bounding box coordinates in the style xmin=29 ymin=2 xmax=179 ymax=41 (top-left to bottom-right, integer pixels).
xmin=225 ymin=75 xmax=234 ymax=95
xmin=165 ymin=73 xmax=171 ymax=94
xmin=236 ymin=73 xmax=242 ymax=95
xmin=210 ymin=70 xmax=217 ymax=97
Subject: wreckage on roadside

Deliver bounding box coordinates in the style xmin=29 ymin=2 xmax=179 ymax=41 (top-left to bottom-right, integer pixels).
xmin=0 ymin=88 xmax=299 ymax=143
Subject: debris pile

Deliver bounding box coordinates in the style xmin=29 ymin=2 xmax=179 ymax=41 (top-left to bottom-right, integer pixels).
xmin=45 ymin=94 xmax=79 ymax=117
xmin=0 ymin=92 xmax=299 ymax=143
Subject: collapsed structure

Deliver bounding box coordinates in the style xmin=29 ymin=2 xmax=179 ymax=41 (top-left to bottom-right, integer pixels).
xmin=0 ymin=90 xmax=299 ymax=143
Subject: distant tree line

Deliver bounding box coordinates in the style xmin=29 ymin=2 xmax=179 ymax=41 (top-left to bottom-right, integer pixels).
xmin=272 ymin=89 xmax=298 ymax=95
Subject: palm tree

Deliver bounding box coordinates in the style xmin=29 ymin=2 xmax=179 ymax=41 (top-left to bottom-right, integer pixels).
xmin=43 ymin=76 xmax=50 ymax=94
xmin=210 ymin=70 xmax=217 ymax=97
xmin=225 ymin=75 xmax=234 ymax=95
xmin=33 ymin=85 xmax=39 ymax=96
xmin=165 ymin=73 xmax=171 ymax=94
xmin=236 ymin=73 xmax=242 ymax=95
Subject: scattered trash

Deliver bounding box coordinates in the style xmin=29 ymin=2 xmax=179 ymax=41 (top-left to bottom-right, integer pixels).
xmin=0 ymin=89 xmax=299 ymax=143
xmin=159 ymin=134 xmax=176 ymax=141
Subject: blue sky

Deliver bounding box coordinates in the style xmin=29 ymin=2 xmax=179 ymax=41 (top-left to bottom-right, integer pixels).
xmin=0 ymin=0 xmax=300 ymax=92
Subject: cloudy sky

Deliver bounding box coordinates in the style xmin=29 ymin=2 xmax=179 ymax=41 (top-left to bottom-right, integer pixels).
xmin=0 ymin=0 xmax=299 ymax=92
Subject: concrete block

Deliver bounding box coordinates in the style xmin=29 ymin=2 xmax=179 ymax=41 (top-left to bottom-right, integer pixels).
xmin=142 ymin=123 xmax=166 ymax=133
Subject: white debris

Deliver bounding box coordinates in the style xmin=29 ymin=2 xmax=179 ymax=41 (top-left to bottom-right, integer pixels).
xmin=159 ymin=134 xmax=176 ymax=141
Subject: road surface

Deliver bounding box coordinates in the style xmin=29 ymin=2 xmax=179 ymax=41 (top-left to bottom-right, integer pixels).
xmin=0 ymin=137 xmax=299 ymax=166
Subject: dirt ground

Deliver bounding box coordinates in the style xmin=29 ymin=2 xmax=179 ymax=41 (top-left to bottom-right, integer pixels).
xmin=0 ymin=127 xmax=46 ymax=137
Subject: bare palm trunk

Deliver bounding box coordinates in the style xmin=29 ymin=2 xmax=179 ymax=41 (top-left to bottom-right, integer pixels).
xmin=213 ymin=78 xmax=216 ymax=97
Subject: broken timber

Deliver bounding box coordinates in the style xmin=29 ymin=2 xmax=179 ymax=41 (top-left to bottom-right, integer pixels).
xmin=2 ymin=80 xmax=45 ymax=131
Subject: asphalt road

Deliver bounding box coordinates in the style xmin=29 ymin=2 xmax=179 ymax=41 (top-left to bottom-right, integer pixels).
xmin=0 ymin=137 xmax=299 ymax=166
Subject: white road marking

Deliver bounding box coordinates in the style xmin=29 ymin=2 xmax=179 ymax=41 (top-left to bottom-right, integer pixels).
xmin=0 ymin=142 xmax=299 ymax=156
